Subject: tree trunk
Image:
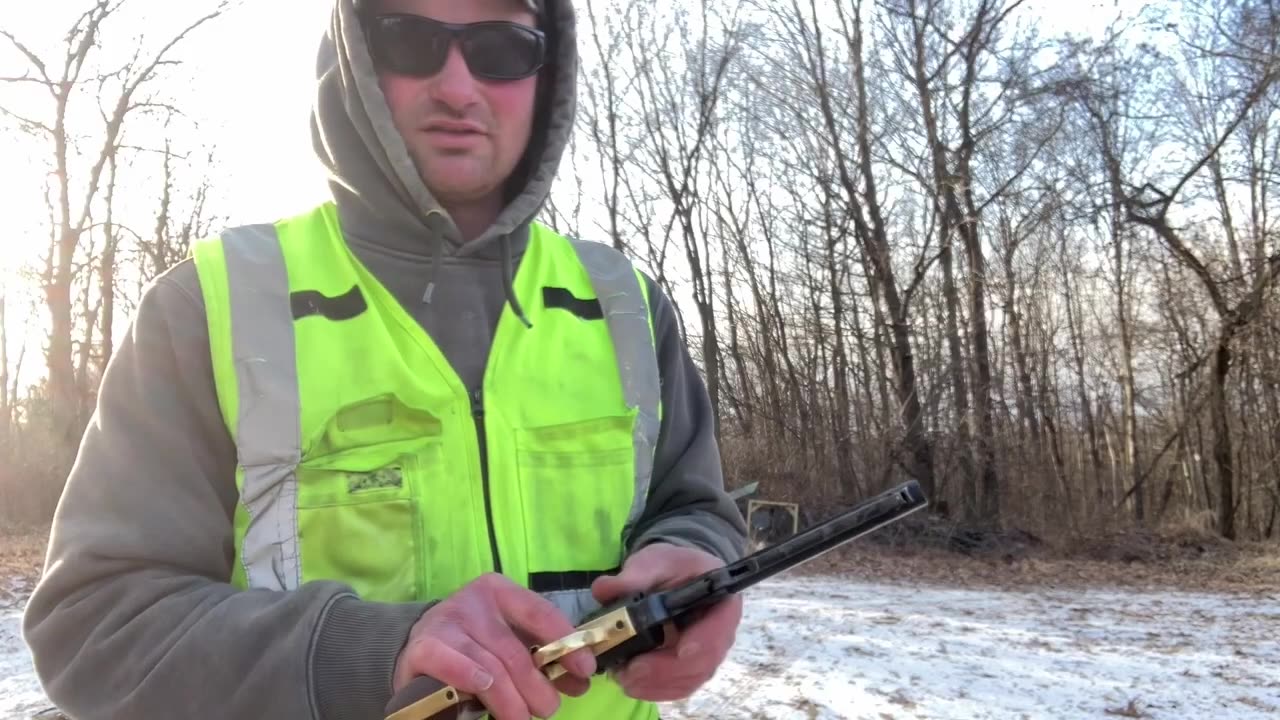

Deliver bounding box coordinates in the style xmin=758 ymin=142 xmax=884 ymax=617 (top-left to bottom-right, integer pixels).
xmin=941 ymin=213 xmax=977 ymax=515
xmin=821 ymin=187 xmax=858 ymax=495
xmin=1061 ymin=230 xmax=1105 ymax=504
xmin=1210 ymin=337 xmax=1235 ymax=539
xmin=1004 ymin=235 xmax=1041 ymax=449
xmin=954 ymin=24 xmax=1001 ymax=527
xmin=843 ymin=0 xmax=933 ymax=495
xmin=722 ymin=247 xmax=751 ymax=435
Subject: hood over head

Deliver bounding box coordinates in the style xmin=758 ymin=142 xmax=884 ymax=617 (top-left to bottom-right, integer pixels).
xmin=309 ymin=0 xmax=578 ymax=323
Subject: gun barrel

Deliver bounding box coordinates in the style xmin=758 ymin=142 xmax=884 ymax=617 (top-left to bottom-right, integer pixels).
xmin=722 ymin=479 xmax=927 ymax=595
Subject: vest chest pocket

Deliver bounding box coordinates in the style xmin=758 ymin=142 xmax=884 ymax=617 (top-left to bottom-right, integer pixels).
xmin=295 ymin=396 xmax=445 ymax=603
xmin=514 ymin=413 xmax=638 ymax=575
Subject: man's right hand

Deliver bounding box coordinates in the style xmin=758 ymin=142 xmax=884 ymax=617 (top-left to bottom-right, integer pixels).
xmin=392 ymin=573 xmax=598 ymax=720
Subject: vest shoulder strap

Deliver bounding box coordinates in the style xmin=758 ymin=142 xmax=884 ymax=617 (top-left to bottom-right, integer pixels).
xmin=563 ymin=236 xmax=661 ymax=545
xmin=195 ymin=220 xmax=304 ymax=591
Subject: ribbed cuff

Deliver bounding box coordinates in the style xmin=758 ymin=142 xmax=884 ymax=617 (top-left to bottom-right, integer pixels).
xmin=311 ymin=595 xmax=433 ymax=720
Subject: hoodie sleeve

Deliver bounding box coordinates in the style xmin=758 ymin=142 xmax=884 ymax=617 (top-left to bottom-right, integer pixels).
xmin=21 ymin=260 xmax=428 ymax=720
xmin=624 ymin=274 xmax=749 ymax=565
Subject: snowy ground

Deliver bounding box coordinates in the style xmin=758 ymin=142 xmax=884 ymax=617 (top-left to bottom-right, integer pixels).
xmin=2 ymin=575 xmax=1278 ymax=719
xmin=1 ymin=576 xmax=44 ymax=720
xmin=662 ymin=576 xmax=1280 ymax=720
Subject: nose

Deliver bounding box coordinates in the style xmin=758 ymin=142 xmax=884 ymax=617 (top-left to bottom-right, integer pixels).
xmin=429 ymin=43 xmax=478 ymax=111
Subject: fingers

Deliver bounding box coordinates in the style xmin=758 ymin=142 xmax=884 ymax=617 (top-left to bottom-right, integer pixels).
xmin=558 ymin=646 xmax=598 ymax=680
xmin=589 ymin=573 xmax=633 ymax=605
xmin=614 ymin=646 xmax=696 ymax=702
xmin=453 ymin=634 xmax=533 ymax=720
xmin=615 ymin=596 xmax=744 ymax=702
xmin=474 ymin=614 xmax=561 ymax=719
xmin=591 ymin=549 xmax=666 ymax=605
xmin=552 ymin=674 xmax=592 ymax=698
xmin=394 ymin=574 xmax=602 ymax=720
xmin=490 ymin=574 xmax=573 ymax=641
xmin=489 ymin=576 xmax=597 ymax=678
xmin=395 ymin=631 xmax=536 ymax=720
xmin=593 ymin=542 xmax=724 ymax=607
xmin=395 ymin=634 xmax=496 ymax=696
xmin=672 ymin=595 xmax=742 ymax=667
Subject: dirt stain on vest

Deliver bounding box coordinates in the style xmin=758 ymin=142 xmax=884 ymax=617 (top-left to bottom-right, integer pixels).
xmin=595 ymin=507 xmax=615 ymax=552
xmin=424 ymin=535 xmax=439 ymax=568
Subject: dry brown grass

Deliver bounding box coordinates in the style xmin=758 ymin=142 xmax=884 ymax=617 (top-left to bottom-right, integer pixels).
xmin=1 ymin=524 xmax=48 ymax=582
xmin=1 ymin=523 xmax=48 ymax=608
xmin=793 ymin=521 xmax=1280 ymax=595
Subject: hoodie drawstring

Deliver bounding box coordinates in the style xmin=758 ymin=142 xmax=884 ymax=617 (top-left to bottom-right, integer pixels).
xmin=421 ymin=232 xmax=445 ymax=305
xmin=502 ymin=236 xmax=533 ymax=329
xmin=423 ymin=233 xmax=532 ymax=331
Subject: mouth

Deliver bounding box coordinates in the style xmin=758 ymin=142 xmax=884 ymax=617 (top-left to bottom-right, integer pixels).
xmin=422 ymin=120 xmax=486 ymax=136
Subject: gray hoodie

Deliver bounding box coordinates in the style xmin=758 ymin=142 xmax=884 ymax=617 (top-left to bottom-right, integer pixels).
xmin=20 ymin=1 xmax=747 ymax=718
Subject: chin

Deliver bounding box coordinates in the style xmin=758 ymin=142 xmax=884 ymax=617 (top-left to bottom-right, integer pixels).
xmin=428 ymin=180 xmax=498 ymax=205
xmin=415 ymin=153 xmax=514 ymax=202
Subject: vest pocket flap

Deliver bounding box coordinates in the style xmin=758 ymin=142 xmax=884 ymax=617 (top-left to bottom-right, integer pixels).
xmin=299 ymin=394 xmax=446 ymax=501
xmin=303 ymin=437 xmax=436 ymax=473
xmin=305 ymin=394 xmax=444 ymax=458
xmin=297 ymin=437 xmax=444 ymax=503
xmin=514 ymin=413 xmax=637 ymax=458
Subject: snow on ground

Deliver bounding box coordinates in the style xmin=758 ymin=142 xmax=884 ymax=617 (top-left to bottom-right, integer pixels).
xmin=2 ymin=575 xmax=1278 ymax=719
xmin=2 ymin=584 xmax=45 ymax=720
xmin=662 ymin=576 xmax=1280 ymax=720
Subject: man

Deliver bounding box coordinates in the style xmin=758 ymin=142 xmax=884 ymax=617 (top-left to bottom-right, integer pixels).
xmin=21 ymin=1 xmax=748 ymax=719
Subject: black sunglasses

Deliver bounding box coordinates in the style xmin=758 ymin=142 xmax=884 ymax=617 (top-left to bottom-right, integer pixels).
xmin=365 ymin=14 xmax=546 ymax=81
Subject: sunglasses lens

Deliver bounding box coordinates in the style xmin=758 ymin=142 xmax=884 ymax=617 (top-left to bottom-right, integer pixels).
xmin=461 ymin=24 xmax=544 ymax=79
xmin=368 ymin=16 xmax=544 ymax=80
xmin=368 ymin=16 xmax=450 ymax=76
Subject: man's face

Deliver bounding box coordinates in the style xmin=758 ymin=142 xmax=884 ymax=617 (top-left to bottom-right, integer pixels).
xmin=368 ymin=0 xmax=540 ymax=207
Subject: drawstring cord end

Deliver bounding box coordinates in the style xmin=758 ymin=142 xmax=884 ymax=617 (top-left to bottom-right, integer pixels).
xmin=422 ymin=233 xmax=445 ymax=305
xmin=501 ymin=235 xmax=533 ymax=329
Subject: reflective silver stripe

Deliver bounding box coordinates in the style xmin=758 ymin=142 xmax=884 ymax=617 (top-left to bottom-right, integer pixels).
xmin=222 ymin=223 xmax=302 ymax=592
xmin=568 ymin=239 xmax=661 ymax=547
xmin=543 ymin=588 xmax=603 ymax=627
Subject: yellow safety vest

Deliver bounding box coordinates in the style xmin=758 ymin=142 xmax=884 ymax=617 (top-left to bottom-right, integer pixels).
xmin=191 ymin=201 xmax=662 ymax=719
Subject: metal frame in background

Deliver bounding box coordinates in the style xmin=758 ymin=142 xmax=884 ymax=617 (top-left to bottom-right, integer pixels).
xmin=746 ymin=499 xmax=800 ymax=548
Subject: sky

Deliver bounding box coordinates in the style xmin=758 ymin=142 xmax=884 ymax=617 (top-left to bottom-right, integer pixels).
xmin=0 ymin=0 xmax=1151 ymax=390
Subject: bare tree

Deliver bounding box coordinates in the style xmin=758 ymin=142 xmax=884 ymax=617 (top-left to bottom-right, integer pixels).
xmin=0 ymin=0 xmax=230 ymax=456
xmin=1066 ymin=0 xmax=1279 ymax=538
xmin=627 ymin=0 xmax=744 ymax=436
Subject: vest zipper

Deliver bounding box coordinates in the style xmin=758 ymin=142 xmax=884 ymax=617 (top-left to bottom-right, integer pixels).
xmin=471 ymin=387 xmax=503 ymax=575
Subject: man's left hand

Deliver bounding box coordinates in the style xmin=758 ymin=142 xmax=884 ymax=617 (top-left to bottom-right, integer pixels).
xmin=589 ymin=542 xmax=743 ymax=702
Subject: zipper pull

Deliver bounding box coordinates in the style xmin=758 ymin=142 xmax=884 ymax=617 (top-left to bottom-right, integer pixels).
xmin=470 ymin=388 xmax=484 ymax=418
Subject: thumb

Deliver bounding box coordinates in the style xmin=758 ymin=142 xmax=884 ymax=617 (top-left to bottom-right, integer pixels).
xmin=590 ymin=573 xmax=632 ymax=605
xmin=591 ymin=549 xmax=665 ymax=604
